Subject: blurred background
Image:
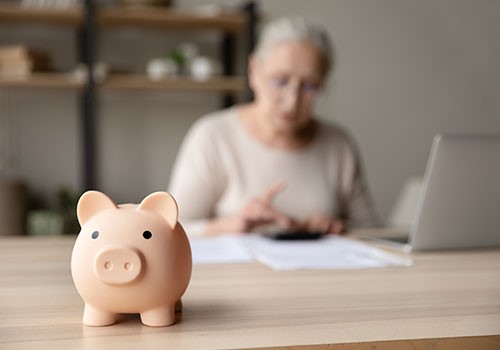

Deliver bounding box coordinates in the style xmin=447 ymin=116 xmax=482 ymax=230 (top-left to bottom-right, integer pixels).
xmin=0 ymin=0 xmax=499 ymax=235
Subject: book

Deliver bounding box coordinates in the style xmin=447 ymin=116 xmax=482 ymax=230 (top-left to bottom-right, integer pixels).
xmin=0 ymin=45 xmax=45 ymax=60
xmin=0 ymin=59 xmax=33 ymax=78
xmin=0 ymin=45 xmax=52 ymax=75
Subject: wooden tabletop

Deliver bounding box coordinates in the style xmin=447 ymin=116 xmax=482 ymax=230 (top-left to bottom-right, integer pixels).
xmin=1 ymin=234 xmax=500 ymax=349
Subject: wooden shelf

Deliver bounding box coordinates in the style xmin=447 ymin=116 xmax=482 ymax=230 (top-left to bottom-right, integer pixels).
xmin=0 ymin=4 xmax=246 ymax=33
xmin=101 ymin=74 xmax=245 ymax=93
xmin=97 ymin=7 xmax=247 ymax=33
xmin=0 ymin=73 xmax=83 ymax=89
xmin=0 ymin=4 xmax=83 ymax=26
xmin=0 ymin=73 xmax=244 ymax=92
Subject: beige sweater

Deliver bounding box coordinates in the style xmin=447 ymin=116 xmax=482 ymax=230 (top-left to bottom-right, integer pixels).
xmin=168 ymin=108 xmax=378 ymax=236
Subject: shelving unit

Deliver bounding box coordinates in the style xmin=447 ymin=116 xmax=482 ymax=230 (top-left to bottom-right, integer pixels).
xmin=0 ymin=4 xmax=83 ymax=91
xmin=0 ymin=1 xmax=256 ymax=191
xmin=0 ymin=3 xmax=251 ymax=92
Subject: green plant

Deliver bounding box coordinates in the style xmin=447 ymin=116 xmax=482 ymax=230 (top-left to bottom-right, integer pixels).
xmin=57 ymin=187 xmax=81 ymax=234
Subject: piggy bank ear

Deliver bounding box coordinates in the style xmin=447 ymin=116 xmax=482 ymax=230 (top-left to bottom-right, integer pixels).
xmin=137 ymin=192 xmax=178 ymax=229
xmin=77 ymin=191 xmax=117 ymax=226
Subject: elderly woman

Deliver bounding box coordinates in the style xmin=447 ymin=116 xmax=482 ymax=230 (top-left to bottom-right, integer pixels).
xmin=168 ymin=17 xmax=378 ymax=236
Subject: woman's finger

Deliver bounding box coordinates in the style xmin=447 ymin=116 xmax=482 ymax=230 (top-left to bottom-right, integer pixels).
xmin=330 ymin=220 xmax=344 ymax=234
xmin=260 ymin=181 xmax=286 ymax=204
xmin=305 ymin=215 xmax=331 ymax=233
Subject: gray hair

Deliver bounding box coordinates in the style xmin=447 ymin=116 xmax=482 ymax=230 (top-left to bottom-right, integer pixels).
xmin=253 ymin=16 xmax=333 ymax=76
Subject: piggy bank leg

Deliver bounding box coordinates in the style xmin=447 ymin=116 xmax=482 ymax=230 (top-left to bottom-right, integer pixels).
xmin=140 ymin=305 xmax=175 ymax=327
xmin=83 ymin=304 xmax=116 ymax=326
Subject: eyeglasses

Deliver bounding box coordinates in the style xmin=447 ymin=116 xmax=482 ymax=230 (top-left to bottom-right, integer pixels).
xmin=267 ymin=76 xmax=320 ymax=97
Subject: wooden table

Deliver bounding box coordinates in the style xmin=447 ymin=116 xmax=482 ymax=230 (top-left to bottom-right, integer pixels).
xmin=1 ymin=235 xmax=500 ymax=349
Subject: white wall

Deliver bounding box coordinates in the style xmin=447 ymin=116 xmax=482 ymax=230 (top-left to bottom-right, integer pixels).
xmin=1 ymin=0 xmax=499 ymax=220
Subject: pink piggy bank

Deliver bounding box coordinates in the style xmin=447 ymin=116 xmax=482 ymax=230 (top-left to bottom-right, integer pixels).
xmin=71 ymin=190 xmax=192 ymax=327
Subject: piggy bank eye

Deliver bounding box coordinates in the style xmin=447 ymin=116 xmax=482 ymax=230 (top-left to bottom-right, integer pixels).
xmin=142 ymin=230 xmax=152 ymax=240
xmin=91 ymin=231 xmax=99 ymax=239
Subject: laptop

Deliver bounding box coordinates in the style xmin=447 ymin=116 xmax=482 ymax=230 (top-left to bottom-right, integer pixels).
xmin=382 ymin=133 xmax=500 ymax=252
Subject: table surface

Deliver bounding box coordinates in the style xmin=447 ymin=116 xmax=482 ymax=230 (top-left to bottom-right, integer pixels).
xmin=1 ymin=232 xmax=500 ymax=350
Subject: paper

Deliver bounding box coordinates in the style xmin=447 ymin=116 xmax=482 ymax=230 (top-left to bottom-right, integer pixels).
xmin=190 ymin=235 xmax=254 ymax=264
xmin=240 ymin=235 xmax=413 ymax=271
xmin=190 ymin=234 xmax=413 ymax=270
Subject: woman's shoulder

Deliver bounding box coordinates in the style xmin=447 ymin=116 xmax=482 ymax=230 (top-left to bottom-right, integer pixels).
xmin=190 ymin=108 xmax=237 ymax=136
xmin=317 ymin=119 xmax=355 ymax=145
xmin=315 ymin=119 xmax=364 ymax=162
xmin=180 ymin=108 xmax=238 ymax=151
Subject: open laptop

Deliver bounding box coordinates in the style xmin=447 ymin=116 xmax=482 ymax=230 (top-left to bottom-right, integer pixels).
xmin=382 ymin=133 xmax=500 ymax=252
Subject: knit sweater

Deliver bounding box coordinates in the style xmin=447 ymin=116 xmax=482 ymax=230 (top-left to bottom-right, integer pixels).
xmin=168 ymin=108 xmax=378 ymax=236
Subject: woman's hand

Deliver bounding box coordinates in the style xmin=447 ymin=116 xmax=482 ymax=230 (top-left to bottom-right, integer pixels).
xmin=240 ymin=182 xmax=296 ymax=230
xmin=301 ymin=213 xmax=344 ymax=235
xmin=203 ymin=182 xmax=298 ymax=236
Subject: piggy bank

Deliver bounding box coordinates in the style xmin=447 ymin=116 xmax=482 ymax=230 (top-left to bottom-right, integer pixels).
xmin=71 ymin=191 xmax=192 ymax=327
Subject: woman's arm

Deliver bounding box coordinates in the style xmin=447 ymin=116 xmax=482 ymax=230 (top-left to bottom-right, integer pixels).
xmin=339 ymin=135 xmax=380 ymax=230
xmin=168 ymin=119 xmax=223 ymax=236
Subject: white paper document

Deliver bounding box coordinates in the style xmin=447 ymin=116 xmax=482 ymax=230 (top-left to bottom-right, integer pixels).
xmin=240 ymin=235 xmax=413 ymax=271
xmin=190 ymin=234 xmax=413 ymax=270
xmin=190 ymin=235 xmax=254 ymax=264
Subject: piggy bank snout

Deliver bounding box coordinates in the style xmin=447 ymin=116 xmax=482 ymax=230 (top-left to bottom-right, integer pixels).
xmin=94 ymin=246 xmax=142 ymax=285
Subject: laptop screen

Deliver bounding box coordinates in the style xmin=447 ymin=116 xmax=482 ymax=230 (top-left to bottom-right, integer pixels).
xmin=408 ymin=134 xmax=500 ymax=251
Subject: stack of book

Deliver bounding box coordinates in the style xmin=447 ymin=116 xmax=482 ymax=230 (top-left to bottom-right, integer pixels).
xmin=0 ymin=45 xmax=52 ymax=79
